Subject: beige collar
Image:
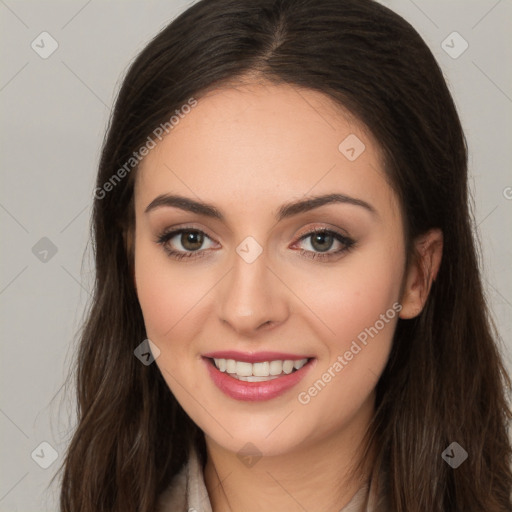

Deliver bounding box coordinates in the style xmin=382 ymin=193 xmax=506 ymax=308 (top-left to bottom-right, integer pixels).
xmin=156 ymin=445 xmax=390 ymax=512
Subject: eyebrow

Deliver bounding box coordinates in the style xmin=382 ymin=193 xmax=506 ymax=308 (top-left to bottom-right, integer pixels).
xmin=144 ymin=192 xmax=377 ymax=220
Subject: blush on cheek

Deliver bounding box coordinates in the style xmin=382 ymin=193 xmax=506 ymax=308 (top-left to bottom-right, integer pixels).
xmin=300 ymin=239 xmax=403 ymax=327
xmin=135 ymin=246 xmax=186 ymax=338
xmin=136 ymin=281 xmax=174 ymax=337
xmin=312 ymin=277 xmax=399 ymax=329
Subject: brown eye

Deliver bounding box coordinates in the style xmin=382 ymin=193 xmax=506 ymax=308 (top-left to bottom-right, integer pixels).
xmin=155 ymin=228 xmax=217 ymax=260
xmin=309 ymin=232 xmax=335 ymax=252
xmin=180 ymin=230 xmax=204 ymax=251
xmin=294 ymin=229 xmax=356 ymax=262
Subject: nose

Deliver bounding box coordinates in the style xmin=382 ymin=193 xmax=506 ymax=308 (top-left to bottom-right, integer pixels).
xmin=217 ymin=249 xmax=289 ymax=336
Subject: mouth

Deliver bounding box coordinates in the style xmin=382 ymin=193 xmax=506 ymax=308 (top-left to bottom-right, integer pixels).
xmin=207 ymin=357 xmax=309 ymax=381
xmin=202 ymin=353 xmax=315 ymax=401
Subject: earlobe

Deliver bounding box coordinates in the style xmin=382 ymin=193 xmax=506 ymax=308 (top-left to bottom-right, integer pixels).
xmin=399 ymin=228 xmax=443 ymax=319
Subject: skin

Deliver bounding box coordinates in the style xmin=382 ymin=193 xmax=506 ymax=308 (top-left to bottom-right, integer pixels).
xmin=132 ymin=81 xmax=442 ymax=512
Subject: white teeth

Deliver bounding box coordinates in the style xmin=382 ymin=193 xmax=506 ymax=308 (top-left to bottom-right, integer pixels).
xmin=282 ymin=360 xmax=294 ymax=374
xmin=269 ymin=360 xmax=283 ymax=375
xmin=253 ymin=361 xmax=270 ymax=377
xmin=236 ymin=375 xmax=280 ymax=382
xmin=211 ymin=357 xmax=309 ymax=378
xmin=214 ymin=358 xmax=226 ymax=372
xmin=294 ymin=358 xmax=308 ymax=369
xmin=226 ymin=359 xmax=236 ymax=373
xmin=235 ymin=361 xmax=253 ymax=377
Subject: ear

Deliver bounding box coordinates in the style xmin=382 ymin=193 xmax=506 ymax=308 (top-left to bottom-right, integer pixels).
xmin=399 ymin=228 xmax=443 ymax=319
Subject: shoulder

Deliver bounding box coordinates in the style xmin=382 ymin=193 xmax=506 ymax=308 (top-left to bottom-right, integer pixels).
xmin=155 ymin=445 xmax=212 ymax=512
xmin=367 ymin=462 xmax=392 ymax=512
xmin=155 ymin=462 xmax=188 ymax=512
xmin=343 ymin=461 xmax=392 ymax=512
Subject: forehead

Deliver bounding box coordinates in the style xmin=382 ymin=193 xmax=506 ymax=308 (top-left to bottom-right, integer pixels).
xmin=134 ymin=82 xmax=398 ymax=221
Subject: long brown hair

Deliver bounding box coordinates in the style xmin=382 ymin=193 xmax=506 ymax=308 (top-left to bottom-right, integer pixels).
xmin=55 ymin=0 xmax=512 ymax=510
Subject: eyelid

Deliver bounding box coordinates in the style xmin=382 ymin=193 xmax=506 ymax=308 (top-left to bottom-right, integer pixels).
xmin=293 ymin=222 xmax=352 ymax=241
xmin=155 ymin=223 xmax=218 ymax=241
xmin=154 ymin=224 xmax=219 ymax=250
xmin=291 ymin=226 xmax=355 ymax=259
xmin=155 ymin=223 xmax=355 ymax=261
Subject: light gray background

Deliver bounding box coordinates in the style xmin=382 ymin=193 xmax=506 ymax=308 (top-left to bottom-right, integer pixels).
xmin=1 ymin=1 xmax=511 ymax=510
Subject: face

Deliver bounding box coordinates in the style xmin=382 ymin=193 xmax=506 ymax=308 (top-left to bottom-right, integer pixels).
xmin=133 ymin=82 xmax=408 ymax=457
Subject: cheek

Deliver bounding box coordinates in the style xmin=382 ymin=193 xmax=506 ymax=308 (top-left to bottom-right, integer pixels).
xmin=134 ymin=240 xmax=209 ymax=398
xmin=134 ymin=245 xmax=173 ymax=337
xmin=291 ymin=238 xmax=405 ymax=348
xmin=134 ymin=237 xmax=207 ymax=343
xmin=292 ymin=239 xmax=404 ymax=412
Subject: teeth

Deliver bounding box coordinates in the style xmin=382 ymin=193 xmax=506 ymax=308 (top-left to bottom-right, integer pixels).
xmin=235 ymin=361 xmax=252 ymax=377
xmin=214 ymin=358 xmax=226 ymax=372
xmin=212 ymin=357 xmax=308 ymax=378
xmin=236 ymin=375 xmax=280 ymax=382
xmin=282 ymin=360 xmax=294 ymax=374
xmin=294 ymin=359 xmax=307 ymax=369
xmin=253 ymin=361 xmax=270 ymax=377
xmin=269 ymin=360 xmax=283 ymax=375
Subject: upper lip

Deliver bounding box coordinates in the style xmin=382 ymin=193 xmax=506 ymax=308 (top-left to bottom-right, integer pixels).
xmin=202 ymin=351 xmax=313 ymax=363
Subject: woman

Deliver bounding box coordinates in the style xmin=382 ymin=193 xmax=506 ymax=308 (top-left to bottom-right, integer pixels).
xmin=56 ymin=0 xmax=512 ymax=510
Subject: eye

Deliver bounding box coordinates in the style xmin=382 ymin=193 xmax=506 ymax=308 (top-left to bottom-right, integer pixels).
xmin=155 ymin=228 xmax=217 ymax=260
xmin=293 ymin=228 xmax=355 ymax=261
xmin=155 ymin=226 xmax=355 ymax=262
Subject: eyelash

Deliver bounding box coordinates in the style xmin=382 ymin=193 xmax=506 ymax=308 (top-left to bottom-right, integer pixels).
xmin=155 ymin=226 xmax=356 ymax=262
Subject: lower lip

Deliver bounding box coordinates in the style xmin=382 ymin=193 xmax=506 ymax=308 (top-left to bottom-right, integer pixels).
xmin=203 ymin=357 xmax=315 ymax=401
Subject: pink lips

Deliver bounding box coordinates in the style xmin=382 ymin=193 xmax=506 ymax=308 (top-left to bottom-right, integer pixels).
xmin=202 ymin=350 xmax=312 ymax=363
xmin=202 ymin=352 xmax=315 ymax=401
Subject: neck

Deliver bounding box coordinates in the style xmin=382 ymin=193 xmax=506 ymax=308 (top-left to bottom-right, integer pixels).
xmin=203 ymin=393 xmax=376 ymax=512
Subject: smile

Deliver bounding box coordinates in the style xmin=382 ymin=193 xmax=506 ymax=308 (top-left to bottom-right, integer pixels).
xmin=212 ymin=357 xmax=309 ymax=381
xmin=202 ymin=352 xmax=315 ymax=401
